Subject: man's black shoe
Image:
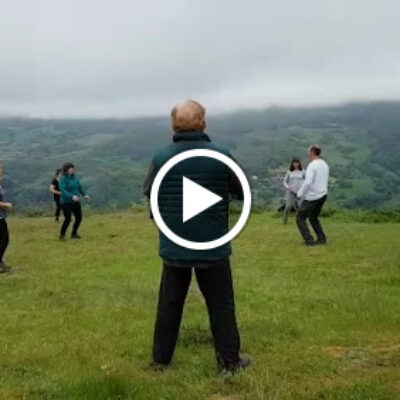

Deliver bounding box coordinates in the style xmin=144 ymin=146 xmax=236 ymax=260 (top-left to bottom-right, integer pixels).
xmin=0 ymin=262 xmax=7 ymax=274
xmin=304 ymin=241 xmax=316 ymax=246
xmin=3 ymin=262 xmax=11 ymax=271
xmin=149 ymin=361 xmax=167 ymax=372
xmin=71 ymin=234 xmax=82 ymax=239
xmin=220 ymin=356 xmax=251 ymax=376
xmin=314 ymin=239 xmax=327 ymax=245
xmin=59 ymin=235 xmax=66 ymax=241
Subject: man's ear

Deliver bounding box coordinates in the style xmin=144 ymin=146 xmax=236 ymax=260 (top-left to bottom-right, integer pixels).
xmin=202 ymin=120 xmax=207 ymax=131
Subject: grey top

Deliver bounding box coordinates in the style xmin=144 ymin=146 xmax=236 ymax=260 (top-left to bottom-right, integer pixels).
xmin=283 ymin=170 xmax=305 ymax=194
xmin=0 ymin=186 xmax=6 ymax=219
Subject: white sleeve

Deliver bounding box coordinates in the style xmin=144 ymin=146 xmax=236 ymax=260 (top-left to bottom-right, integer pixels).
xmin=283 ymin=171 xmax=290 ymax=189
xmin=297 ymin=165 xmax=315 ymax=198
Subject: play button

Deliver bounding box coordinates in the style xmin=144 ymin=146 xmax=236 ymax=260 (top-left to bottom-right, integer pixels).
xmin=182 ymin=177 xmax=222 ymax=223
xmin=150 ymin=149 xmax=251 ymax=251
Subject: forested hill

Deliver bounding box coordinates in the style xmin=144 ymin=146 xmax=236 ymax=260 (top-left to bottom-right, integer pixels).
xmin=0 ymin=101 xmax=399 ymax=210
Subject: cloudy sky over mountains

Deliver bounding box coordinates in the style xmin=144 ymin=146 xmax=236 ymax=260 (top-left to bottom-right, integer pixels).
xmin=1 ymin=0 xmax=399 ymax=117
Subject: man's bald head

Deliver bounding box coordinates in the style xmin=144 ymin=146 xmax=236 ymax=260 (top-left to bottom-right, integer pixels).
xmin=171 ymin=100 xmax=206 ymax=133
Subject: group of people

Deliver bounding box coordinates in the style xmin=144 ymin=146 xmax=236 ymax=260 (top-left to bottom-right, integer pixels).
xmin=282 ymin=147 xmax=329 ymax=246
xmin=0 ymin=99 xmax=330 ymax=377
xmin=0 ymin=162 xmax=88 ymax=273
xmin=49 ymin=163 xmax=90 ymax=240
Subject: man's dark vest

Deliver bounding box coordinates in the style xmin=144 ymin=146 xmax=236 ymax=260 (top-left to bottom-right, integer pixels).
xmin=153 ymin=131 xmax=232 ymax=264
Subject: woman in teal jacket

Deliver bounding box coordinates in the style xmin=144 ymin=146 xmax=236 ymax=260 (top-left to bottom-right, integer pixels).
xmin=59 ymin=162 xmax=89 ymax=240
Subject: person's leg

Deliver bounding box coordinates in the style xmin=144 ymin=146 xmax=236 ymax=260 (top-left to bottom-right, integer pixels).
xmin=282 ymin=194 xmax=292 ymax=224
xmin=309 ymin=196 xmax=327 ymax=243
xmin=152 ymin=263 xmax=192 ymax=365
xmin=195 ymin=259 xmax=241 ymax=369
xmin=296 ymin=200 xmax=315 ymax=244
xmin=55 ymin=197 xmax=61 ymax=221
xmin=71 ymin=203 xmax=82 ymax=236
xmin=293 ymin=195 xmax=300 ymax=212
xmin=60 ymin=204 xmax=72 ymax=237
xmin=0 ymin=219 xmax=10 ymax=267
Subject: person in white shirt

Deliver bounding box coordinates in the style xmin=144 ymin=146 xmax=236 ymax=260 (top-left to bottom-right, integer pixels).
xmin=282 ymin=157 xmax=305 ymax=224
xmin=296 ymin=145 xmax=329 ymax=246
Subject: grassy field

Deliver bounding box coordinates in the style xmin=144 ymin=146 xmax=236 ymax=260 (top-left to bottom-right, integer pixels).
xmin=0 ymin=211 xmax=400 ymax=399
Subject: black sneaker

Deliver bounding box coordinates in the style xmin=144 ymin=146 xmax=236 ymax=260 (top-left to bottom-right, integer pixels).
xmin=0 ymin=262 xmax=7 ymax=274
xmin=71 ymin=234 xmax=82 ymax=239
xmin=314 ymin=239 xmax=327 ymax=245
xmin=149 ymin=361 xmax=167 ymax=372
xmin=59 ymin=235 xmax=66 ymax=241
xmin=3 ymin=262 xmax=11 ymax=271
xmin=304 ymin=241 xmax=316 ymax=246
xmin=219 ymin=356 xmax=251 ymax=376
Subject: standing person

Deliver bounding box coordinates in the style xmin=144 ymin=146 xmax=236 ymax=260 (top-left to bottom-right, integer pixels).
xmin=0 ymin=163 xmax=13 ymax=274
xmin=59 ymin=162 xmax=89 ymax=240
xmin=282 ymin=157 xmax=304 ymax=224
xmin=296 ymin=145 xmax=329 ymax=246
xmin=143 ymin=100 xmax=250 ymax=375
xmin=49 ymin=169 xmax=63 ymax=221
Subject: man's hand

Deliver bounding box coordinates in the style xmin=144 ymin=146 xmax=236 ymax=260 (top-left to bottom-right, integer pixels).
xmin=84 ymin=195 xmax=90 ymax=201
xmin=3 ymin=202 xmax=13 ymax=210
xmin=72 ymin=195 xmax=80 ymax=202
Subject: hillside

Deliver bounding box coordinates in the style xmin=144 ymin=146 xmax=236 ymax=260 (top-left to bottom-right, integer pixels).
xmin=0 ymin=212 xmax=399 ymax=399
xmin=1 ymin=101 xmax=400 ymax=209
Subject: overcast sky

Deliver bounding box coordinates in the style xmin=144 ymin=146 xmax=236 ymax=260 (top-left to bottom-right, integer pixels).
xmin=0 ymin=0 xmax=399 ymax=117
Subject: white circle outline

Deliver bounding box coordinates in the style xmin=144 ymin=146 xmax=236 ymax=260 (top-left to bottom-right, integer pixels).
xmin=150 ymin=149 xmax=252 ymax=250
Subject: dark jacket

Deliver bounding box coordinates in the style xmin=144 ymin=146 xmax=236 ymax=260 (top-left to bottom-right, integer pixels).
xmin=143 ymin=131 xmax=243 ymax=266
xmin=59 ymin=174 xmax=86 ymax=204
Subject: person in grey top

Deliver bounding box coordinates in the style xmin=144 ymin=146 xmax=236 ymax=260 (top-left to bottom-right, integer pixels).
xmin=0 ymin=163 xmax=13 ymax=273
xmin=282 ymin=157 xmax=305 ymax=224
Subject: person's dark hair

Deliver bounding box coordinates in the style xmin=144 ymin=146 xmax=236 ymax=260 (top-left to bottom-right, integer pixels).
xmin=55 ymin=168 xmax=62 ymax=176
xmin=289 ymin=157 xmax=303 ymax=171
xmin=62 ymin=162 xmax=75 ymax=173
xmin=309 ymin=145 xmax=321 ymax=156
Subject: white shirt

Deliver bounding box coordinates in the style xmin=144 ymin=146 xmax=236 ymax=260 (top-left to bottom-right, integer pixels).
xmin=297 ymin=158 xmax=329 ymax=201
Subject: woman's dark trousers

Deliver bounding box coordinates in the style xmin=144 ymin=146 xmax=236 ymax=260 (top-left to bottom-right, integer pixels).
xmin=0 ymin=218 xmax=9 ymax=262
xmin=54 ymin=195 xmax=61 ymax=219
xmin=60 ymin=202 xmax=82 ymax=236
xmin=152 ymin=258 xmax=241 ymax=369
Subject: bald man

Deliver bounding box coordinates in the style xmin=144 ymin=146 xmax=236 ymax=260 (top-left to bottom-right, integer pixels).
xmin=143 ymin=100 xmax=250 ymax=375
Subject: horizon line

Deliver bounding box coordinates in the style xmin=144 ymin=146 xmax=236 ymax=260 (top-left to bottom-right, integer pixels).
xmin=1 ymin=98 xmax=400 ymax=121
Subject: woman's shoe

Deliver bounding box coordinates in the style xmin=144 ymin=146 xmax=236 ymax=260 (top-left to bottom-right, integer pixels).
xmin=0 ymin=262 xmax=7 ymax=274
xmin=71 ymin=234 xmax=82 ymax=239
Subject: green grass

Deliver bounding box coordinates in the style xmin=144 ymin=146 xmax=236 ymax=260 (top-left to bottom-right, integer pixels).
xmin=1 ymin=212 xmax=400 ymax=399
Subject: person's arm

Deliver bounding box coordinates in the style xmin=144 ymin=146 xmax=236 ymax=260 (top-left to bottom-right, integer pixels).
xmin=297 ymin=165 xmax=315 ymax=199
xmin=228 ymin=155 xmax=244 ymax=200
xmin=49 ymin=183 xmax=61 ymax=195
xmin=143 ymin=159 xmax=157 ymax=199
xmin=283 ymin=171 xmax=290 ymax=190
xmin=0 ymin=201 xmax=12 ymax=210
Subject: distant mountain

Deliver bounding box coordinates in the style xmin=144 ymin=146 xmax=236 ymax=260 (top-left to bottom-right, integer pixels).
xmin=0 ymin=101 xmax=399 ymax=210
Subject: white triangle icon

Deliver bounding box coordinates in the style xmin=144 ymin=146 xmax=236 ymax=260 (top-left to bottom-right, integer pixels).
xmin=182 ymin=176 xmax=222 ymax=223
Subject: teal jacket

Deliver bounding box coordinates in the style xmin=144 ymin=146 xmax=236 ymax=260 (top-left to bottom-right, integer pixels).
xmin=143 ymin=131 xmax=243 ymax=266
xmin=59 ymin=174 xmax=86 ymax=204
